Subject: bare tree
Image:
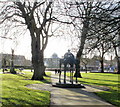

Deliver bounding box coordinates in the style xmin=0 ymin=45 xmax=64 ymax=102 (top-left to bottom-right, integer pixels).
xmin=63 ymin=1 xmax=106 ymax=77
xmin=0 ymin=1 xmax=53 ymax=80
xmin=62 ymin=0 xmax=120 ymax=75
xmin=87 ymin=26 xmax=115 ymax=73
xmin=81 ymin=57 xmax=90 ymax=73
xmin=112 ymin=31 xmax=120 ymax=74
xmin=86 ymin=1 xmax=120 ymax=73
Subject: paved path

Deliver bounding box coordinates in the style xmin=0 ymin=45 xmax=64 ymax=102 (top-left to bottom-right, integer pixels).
xmin=27 ymin=72 xmax=115 ymax=107
xmin=50 ymin=72 xmax=115 ymax=107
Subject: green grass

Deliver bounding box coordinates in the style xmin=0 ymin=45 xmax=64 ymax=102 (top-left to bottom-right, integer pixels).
xmin=75 ymin=73 xmax=120 ymax=106
xmin=0 ymin=70 xmax=51 ymax=106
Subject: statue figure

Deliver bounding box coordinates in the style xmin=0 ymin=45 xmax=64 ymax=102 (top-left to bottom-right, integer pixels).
xmin=64 ymin=50 xmax=75 ymax=67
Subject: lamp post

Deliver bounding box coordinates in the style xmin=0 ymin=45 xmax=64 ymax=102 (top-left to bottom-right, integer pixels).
xmin=2 ymin=56 xmax=6 ymax=73
xmin=0 ymin=36 xmax=17 ymax=74
xmin=0 ymin=36 xmax=12 ymax=73
xmin=10 ymin=49 xmax=16 ymax=74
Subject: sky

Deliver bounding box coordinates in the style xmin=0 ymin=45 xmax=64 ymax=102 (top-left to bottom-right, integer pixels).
xmin=0 ymin=33 xmax=114 ymax=61
xmin=0 ymin=24 xmax=115 ymax=61
xmin=0 ymin=0 xmax=117 ymax=61
xmin=0 ymin=1 xmax=75 ymax=60
xmin=0 ymin=32 xmax=74 ymax=60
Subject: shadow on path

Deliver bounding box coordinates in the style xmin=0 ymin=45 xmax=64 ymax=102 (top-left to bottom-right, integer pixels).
xmin=50 ymin=72 xmax=115 ymax=106
xmin=26 ymin=72 xmax=115 ymax=106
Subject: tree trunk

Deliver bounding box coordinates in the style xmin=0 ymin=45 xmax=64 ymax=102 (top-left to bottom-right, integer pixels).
xmin=74 ymin=20 xmax=89 ymax=78
xmin=44 ymin=71 xmax=47 ymax=76
xmin=31 ymin=36 xmax=45 ymax=80
xmin=85 ymin=64 xmax=87 ymax=73
xmin=113 ymin=45 xmax=120 ymax=74
xmin=100 ymin=44 xmax=104 ymax=73
xmin=117 ymin=59 xmax=120 ymax=74
xmin=31 ymin=64 xmax=45 ymax=80
xmin=31 ymin=50 xmax=45 ymax=80
xmin=117 ymin=31 xmax=120 ymax=74
xmin=100 ymin=59 xmax=104 ymax=73
xmin=2 ymin=58 xmax=6 ymax=73
xmin=74 ymin=59 xmax=82 ymax=78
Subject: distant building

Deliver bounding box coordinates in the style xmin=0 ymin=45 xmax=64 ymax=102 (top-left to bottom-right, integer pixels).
xmin=44 ymin=53 xmax=60 ymax=68
xmin=0 ymin=53 xmax=31 ymax=68
xmin=0 ymin=53 xmax=61 ymax=69
xmin=80 ymin=55 xmax=117 ymax=71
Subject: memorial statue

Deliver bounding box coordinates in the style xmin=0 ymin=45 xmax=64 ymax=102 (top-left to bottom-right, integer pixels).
xmin=60 ymin=50 xmax=76 ymax=84
xmin=53 ymin=50 xmax=85 ymax=88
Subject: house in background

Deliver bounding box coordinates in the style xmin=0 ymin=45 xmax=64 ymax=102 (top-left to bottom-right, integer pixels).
xmin=44 ymin=53 xmax=60 ymax=69
xmin=0 ymin=53 xmax=31 ymax=68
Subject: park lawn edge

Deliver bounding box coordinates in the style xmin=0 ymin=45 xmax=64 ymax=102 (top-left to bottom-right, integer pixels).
xmin=1 ymin=70 xmax=51 ymax=106
xmin=67 ymin=72 xmax=120 ymax=106
xmin=81 ymin=73 xmax=119 ymax=106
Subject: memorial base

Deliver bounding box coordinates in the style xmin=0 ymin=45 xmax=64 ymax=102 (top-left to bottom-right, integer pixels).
xmin=52 ymin=83 xmax=85 ymax=88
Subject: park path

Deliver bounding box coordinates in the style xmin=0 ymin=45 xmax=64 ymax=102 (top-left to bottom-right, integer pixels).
xmin=50 ymin=72 xmax=115 ymax=107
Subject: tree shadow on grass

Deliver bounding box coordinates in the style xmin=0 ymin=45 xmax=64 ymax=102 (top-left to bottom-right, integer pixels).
xmin=79 ymin=80 xmax=118 ymax=88
xmin=2 ymin=97 xmax=34 ymax=106
xmin=2 ymin=85 xmax=50 ymax=107
xmin=89 ymin=73 xmax=120 ymax=76
xmin=2 ymin=97 xmax=49 ymax=107
xmin=18 ymin=74 xmax=32 ymax=79
xmin=95 ymin=90 xmax=120 ymax=106
xmin=83 ymin=77 xmax=119 ymax=83
xmin=17 ymin=73 xmax=51 ymax=84
xmin=41 ymin=79 xmax=51 ymax=84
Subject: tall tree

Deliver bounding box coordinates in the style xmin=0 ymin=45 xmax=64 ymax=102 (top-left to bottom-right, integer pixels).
xmin=86 ymin=1 xmax=120 ymax=73
xmin=0 ymin=1 xmax=53 ymax=80
xmin=112 ymin=31 xmax=120 ymax=74
xmin=63 ymin=0 xmax=120 ymax=75
xmin=63 ymin=1 xmax=108 ymax=77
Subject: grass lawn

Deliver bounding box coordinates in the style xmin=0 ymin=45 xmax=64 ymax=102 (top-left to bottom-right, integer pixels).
xmin=0 ymin=70 xmax=51 ymax=106
xmin=76 ymin=73 xmax=120 ymax=106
